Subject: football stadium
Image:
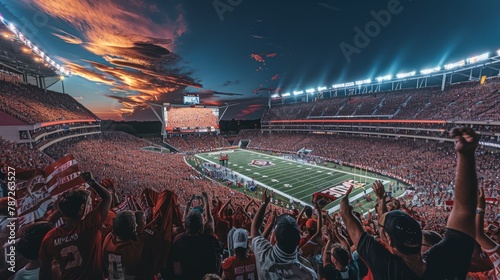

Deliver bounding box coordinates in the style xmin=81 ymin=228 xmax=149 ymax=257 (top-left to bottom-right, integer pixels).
xmin=0 ymin=1 xmax=499 ymax=279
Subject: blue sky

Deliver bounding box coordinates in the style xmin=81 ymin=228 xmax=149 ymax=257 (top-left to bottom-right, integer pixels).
xmin=1 ymin=0 xmax=499 ymax=120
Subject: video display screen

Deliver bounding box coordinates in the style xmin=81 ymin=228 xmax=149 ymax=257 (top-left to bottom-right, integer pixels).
xmin=165 ymin=106 xmax=219 ymax=132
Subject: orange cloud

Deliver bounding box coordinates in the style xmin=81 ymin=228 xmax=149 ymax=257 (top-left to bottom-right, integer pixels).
xmin=27 ymin=0 xmax=197 ymax=118
xmin=51 ymin=29 xmax=83 ymax=44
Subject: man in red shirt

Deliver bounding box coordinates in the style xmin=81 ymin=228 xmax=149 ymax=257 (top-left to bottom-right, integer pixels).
xmin=102 ymin=210 xmax=158 ymax=279
xmin=222 ymin=228 xmax=258 ymax=280
xmin=39 ymin=174 xmax=111 ymax=280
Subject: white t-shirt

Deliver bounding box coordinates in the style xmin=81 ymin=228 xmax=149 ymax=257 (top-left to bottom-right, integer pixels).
xmin=14 ymin=265 xmax=39 ymax=280
xmin=251 ymin=236 xmax=318 ymax=280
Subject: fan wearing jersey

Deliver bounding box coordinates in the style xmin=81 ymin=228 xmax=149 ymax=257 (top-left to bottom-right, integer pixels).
xmin=39 ymin=173 xmax=111 ymax=280
xmin=102 ymin=210 xmax=157 ymax=280
xmin=222 ymin=228 xmax=258 ymax=280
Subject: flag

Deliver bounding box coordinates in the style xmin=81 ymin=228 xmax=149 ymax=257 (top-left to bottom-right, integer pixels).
xmin=43 ymin=155 xmax=85 ymax=196
xmin=148 ymin=190 xmax=183 ymax=272
xmin=113 ymin=195 xmax=139 ymax=212
xmin=140 ymin=188 xmax=159 ymax=222
xmin=15 ymin=169 xmax=51 ymax=228
xmin=15 ymin=155 xmax=86 ymax=228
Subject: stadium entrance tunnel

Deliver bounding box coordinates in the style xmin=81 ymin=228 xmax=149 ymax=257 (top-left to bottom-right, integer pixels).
xmin=239 ymin=139 xmax=251 ymax=149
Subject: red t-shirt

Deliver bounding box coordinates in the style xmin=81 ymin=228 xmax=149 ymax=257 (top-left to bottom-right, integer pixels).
xmin=39 ymin=210 xmax=104 ymax=280
xmin=222 ymin=254 xmax=258 ymax=280
xmin=484 ymin=244 xmax=500 ymax=280
xmin=102 ymin=227 xmax=157 ymax=280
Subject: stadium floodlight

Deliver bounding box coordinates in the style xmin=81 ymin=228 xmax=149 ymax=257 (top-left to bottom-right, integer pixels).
xmin=497 ymin=49 xmax=500 ymax=56
xmin=293 ymin=90 xmax=304 ymax=96
xmin=333 ymin=83 xmax=345 ymax=89
xmin=345 ymin=82 xmax=355 ymax=87
xmin=355 ymin=79 xmax=371 ymax=85
xmin=305 ymin=88 xmax=315 ymax=94
xmin=444 ymin=60 xmax=465 ymax=70
xmin=396 ymin=71 xmax=416 ymax=79
xmin=282 ymin=93 xmax=291 ymax=97
xmin=376 ymin=75 xmax=392 ymax=82
xmin=270 ymin=93 xmax=279 ymax=98
xmin=466 ymin=53 xmax=489 ymax=65
xmin=420 ymin=66 xmax=441 ymax=75
xmin=317 ymin=86 xmax=327 ymax=91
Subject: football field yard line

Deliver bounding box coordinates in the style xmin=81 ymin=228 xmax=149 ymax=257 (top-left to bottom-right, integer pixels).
xmin=195 ymin=153 xmax=312 ymax=206
xmin=243 ymin=149 xmax=389 ymax=183
xmin=195 ymin=149 xmax=384 ymax=211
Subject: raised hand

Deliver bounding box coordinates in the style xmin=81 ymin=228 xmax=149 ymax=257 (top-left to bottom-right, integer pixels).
xmin=261 ymin=188 xmax=272 ymax=205
xmin=340 ymin=186 xmax=354 ymax=215
xmin=449 ymin=127 xmax=479 ymax=155
xmin=202 ymin=191 xmax=209 ymax=201
xmin=372 ymin=180 xmax=385 ymax=200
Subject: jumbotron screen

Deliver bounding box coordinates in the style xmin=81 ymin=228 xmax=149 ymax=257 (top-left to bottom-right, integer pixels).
xmin=164 ymin=106 xmax=219 ymax=133
xmin=183 ymin=94 xmax=199 ymax=105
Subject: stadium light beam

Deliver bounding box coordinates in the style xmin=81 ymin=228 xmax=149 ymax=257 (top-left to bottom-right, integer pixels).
xmin=396 ymin=71 xmax=416 ymax=79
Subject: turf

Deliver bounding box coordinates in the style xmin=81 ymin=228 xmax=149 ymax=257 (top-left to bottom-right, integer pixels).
xmin=194 ymin=149 xmax=406 ymax=213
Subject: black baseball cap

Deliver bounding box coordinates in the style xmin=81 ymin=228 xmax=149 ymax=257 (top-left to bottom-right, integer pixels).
xmin=379 ymin=210 xmax=422 ymax=255
xmin=274 ymin=214 xmax=301 ymax=253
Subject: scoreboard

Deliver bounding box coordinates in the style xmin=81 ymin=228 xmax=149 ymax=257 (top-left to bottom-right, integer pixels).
xmin=163 ymin=103 xmax=219 ymax=134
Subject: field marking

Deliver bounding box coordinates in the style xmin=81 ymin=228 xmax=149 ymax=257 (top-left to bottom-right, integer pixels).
xmin=243 ymin=149 xmax=388 ymax=182
xmin=195 ymin=153 xmax=310 ymax=206
xmin=195 ymin=150 xmax=387 ymax=210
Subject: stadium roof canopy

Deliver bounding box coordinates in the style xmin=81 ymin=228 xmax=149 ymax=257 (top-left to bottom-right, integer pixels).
xmin=0 ymin=15 xmax=69 ymax=78
xmin=271 ymin=49 xmax=500 ymax=105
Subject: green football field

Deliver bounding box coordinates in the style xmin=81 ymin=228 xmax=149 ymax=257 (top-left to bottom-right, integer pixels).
xmin=194 ymin=149 xmax=404 ymax=213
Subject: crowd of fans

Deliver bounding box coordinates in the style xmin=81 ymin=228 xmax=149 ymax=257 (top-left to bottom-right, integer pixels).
xmin=0 ymin=71 xmax=499 ymax=278
xmin=0 ymin=137 xmax=53 ymax=170
xmin=0 ymin=80 xmax=97 ymax=124
xmin=166 ymin=134 xmax=231 ymax=152
xmin=167 ymin=107 xmax=219 ymax=128
xmin=263 ymin=78 xmax=500 ymax=122
xmin=234 ymin=130 xmax=499 ymax=192
xmin=0 ymin=126 xmax=498 ymax=279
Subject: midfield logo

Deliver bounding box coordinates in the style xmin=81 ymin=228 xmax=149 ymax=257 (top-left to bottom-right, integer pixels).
xmin=249 ymin=159 xmax=274 ymax=167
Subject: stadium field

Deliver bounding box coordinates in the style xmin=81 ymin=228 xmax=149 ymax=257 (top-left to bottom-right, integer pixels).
xmin=195 ymin=149 xmax=404 ymax=213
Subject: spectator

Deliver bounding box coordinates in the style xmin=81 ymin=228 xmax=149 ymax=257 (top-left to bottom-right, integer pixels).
xmin=13 ymin=222 xmax=54 ymax=280
xmin=339 ymin=127 xmax=479 ymax=279
xmin=102 ymin=210 xmax=158 ymax=279
xmin=170 ymin=208 xmax=222 ymax=280
xmin=251 ymin=189 xmax=318 ymax=279
xmin=39 ymin=173 xmax=111 ymax=280
xmin=221 ymin=228 xmax=258 ymax=280
xmin=321 ymin=242 xmax=359 ymax=280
